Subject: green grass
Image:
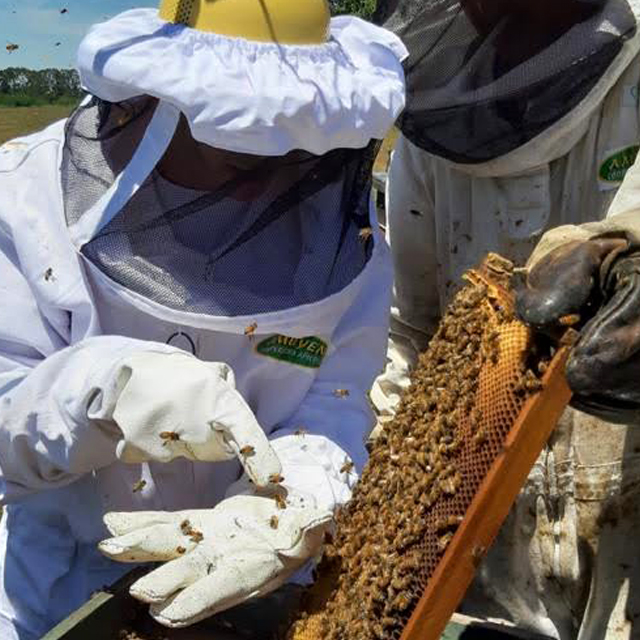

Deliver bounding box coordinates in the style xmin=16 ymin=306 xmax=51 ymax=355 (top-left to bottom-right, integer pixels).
xmin=0 ymin=104 xmax=74 ymax=146
xmin=0 ymin=94 xmax=79 ymax=108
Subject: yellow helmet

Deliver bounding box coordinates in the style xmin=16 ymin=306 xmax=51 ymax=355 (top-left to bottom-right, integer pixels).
xmin=158 ymin=0 xmax=331 ymax=44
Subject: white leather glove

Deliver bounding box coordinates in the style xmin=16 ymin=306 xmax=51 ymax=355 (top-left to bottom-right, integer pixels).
xmin=98 ymin=494 xmax=333 ymax=628
xmin=104 ymin=351 xmax=281 ymax=487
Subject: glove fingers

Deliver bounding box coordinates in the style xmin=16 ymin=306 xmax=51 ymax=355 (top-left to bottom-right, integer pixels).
xmin=103 ymin=511 xmax=178 ymax=537
xmin=211 ymin=394 xmax=282 ymax=488
xmin=99 ymin=523 xmax=191 ymax=562
xmin=149 ymin=564 xmax=278 ymax=628
xmin=516 ymin=238 xmax=627 ymax=328
xmin=565 ymin=261 xmax=640 ymax=408
xmin=129 ymin=553 xmax=209 ymax=604
xmin=276 ymin=509 xmax=333 ymax=559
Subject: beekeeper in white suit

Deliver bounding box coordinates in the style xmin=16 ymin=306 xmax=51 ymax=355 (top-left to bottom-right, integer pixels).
xmin=373 ymin=0 xmax=640 ymax=638
xmin=0 ymin=1 xmax=407 ymax=637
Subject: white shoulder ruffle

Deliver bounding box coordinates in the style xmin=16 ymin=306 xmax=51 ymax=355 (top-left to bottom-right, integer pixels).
xmin=77 ymin=9 xmax=407 ymax=155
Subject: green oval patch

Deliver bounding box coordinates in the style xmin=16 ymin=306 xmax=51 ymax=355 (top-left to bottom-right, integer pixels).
xmin=256 ymin=335 xmax=328 ymax=369
xmin=599 ymin=145 xmax=640 ymax=184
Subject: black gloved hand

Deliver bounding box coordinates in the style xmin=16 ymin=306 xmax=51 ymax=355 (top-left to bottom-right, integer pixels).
xmin=516 ymin=236 xmax=640 ymax=424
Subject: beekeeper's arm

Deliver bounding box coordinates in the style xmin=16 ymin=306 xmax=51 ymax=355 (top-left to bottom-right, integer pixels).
xmin=516 ymin=152 xmax=640 ymax=423
xmin=0 ymin=330 xmax=281 ymax=502
xmin=0 ymin=142 xmax=280 ymax=502
xmin=370 ymin=133 xmax=439 ymax=417
xmin=99 ymin=243 xmax=393 ymax=628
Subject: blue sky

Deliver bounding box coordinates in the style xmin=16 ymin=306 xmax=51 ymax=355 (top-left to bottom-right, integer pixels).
xmin=0 ymin=0 xmax=157 ymax=69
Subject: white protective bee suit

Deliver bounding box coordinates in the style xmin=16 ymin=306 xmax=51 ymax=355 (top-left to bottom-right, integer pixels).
xmin=0 ymin=2 xmax=407 ymax=638
xmin=372 ymin=0 xmax=640 ymax=638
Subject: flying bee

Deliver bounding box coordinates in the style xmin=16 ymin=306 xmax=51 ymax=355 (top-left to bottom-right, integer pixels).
xmin=269 ymin=515 xmax=279 ymax=530
xmin=239 ymin=445 xmax=256 ymax=458
xmin=294 ymin=427 xmax=308 ymax=437
xmin=334 ymin=389 xmax=350 ymax=398
xmin=358 ymin=227 xmax=373 ymax=242
xmin=132 ymin=479 xmax=146 ymax=493
xmin=244 ymin=322 xmax=258 ymax=340
xmin=160 ymin=431 xmax=180 ymax=446
xmin=6 ymin=44 xmax=19 ymax=53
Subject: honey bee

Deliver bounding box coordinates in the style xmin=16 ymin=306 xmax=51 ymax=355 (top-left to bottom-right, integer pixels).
xmin=189 ymin=530 xmax=204 ymax=543
xmin=471 ymin=544 xmax=486 ymax=567
xmin=132 ymin=479 xmax=146 ymax=493
xmin=438 ymin=531 xmax=455 ymax=552
xmin=269 ymin=473 xmax=285 ymax=484
xmin=160 ymin=431 xmax=180 ymax=446
xmin=524 ymin=376 xmax=544 ymax=393
xmin=340 ymin=460 xmax=355 ymax=474
xmin=473 ymin=426 xmax=487 ymax=447
xmin=274 ymin=494 xmax=287 ymax=510
xmin=334 ymin=389 xmax=350 ymax=398
xmin=559 ymin=314 xmax=581 ymax=327
xmin=239 ymin=445 xmax=256 ymax=458
xmin=358 ymin=227 xmax=373 ymax=242
xmin=269 ymin=515 xmax=279 ymax=529
xmin=393 ymin=593 xmax=412 ymax=612
xmin=244 ymin=322 xmax=258 ymax=339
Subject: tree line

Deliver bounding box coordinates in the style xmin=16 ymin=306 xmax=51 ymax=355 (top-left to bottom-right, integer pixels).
xmin=0 ymin=68 xmax=82 ymax=107
xmin=330 ymin=0 xmax=377 ymax=20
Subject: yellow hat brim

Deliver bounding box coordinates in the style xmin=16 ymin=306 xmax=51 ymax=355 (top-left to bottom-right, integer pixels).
xmin=159 ymin=0 xmax=330 ymax=45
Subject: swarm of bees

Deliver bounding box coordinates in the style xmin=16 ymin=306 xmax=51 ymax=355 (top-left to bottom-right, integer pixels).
xmin=289 ymin=266 xmax=549 ymax=640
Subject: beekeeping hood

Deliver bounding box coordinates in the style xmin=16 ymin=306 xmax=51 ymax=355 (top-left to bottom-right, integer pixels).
xmin=66 ymin=0 xmax=407 ymax=316
xmin=379 ymin=0 xmax=640 ymax=175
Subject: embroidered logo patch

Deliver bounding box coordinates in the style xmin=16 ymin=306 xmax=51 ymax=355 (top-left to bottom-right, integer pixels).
xmin=599 ymin=145 xmax=640 ymax=188
xmin=256 ymin=335 xmax=328 ymax=369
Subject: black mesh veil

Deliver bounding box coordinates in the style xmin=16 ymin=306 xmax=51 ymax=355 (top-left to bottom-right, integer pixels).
xmin=375 ymin=0 xmax=637 ymax=164
xmin=61 ymin=97 xmax=377 ymax=316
